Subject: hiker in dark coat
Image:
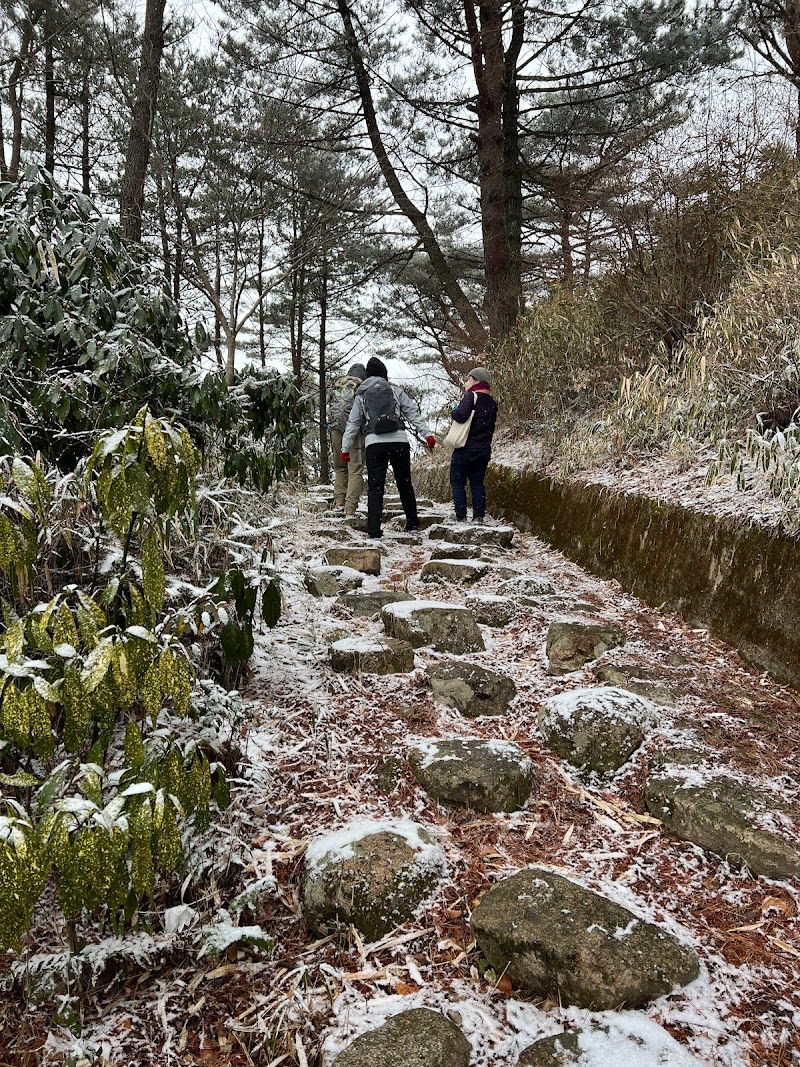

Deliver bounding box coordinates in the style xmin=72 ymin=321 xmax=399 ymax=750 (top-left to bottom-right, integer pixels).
xmin=449 ymin=366 xmax=498 ymax=523
xmin=341 ymin=356 xmax=435 ymax=539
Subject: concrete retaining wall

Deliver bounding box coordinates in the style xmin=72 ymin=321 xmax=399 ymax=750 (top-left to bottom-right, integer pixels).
xmin=418 ymin=460 xmax=800 ymax=687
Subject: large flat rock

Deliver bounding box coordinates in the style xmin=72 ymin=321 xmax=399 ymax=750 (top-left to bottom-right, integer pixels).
xmin=428 ymin=524 xmax=515 ymax=547
xmin=305 ymin=566 xmax=365 ymax=597
xmin=325 ymin=545 xmax=383 ymax=575
xmin=304 ymin=820 xmax=447 ymax=940
xmin=537 ymin=686 xmax=657 ymax=774
xmin=471 ymin=868 xmax=699 ymax=1009
xmin=382 ymin=601 xmax=485 ymax=654
xmin=426 ymin=659 xmax=516 ymax=716
xmin=465 ymin=593 xmax=518 ymax=627
xmin=421 ymin=559 xmax=490 ymax=584
xmin=409 ymin=738 xmax=533 ymax=812
xmin=332 ymin=1009 xmax=471 ymax=1067
xmin=430 ymin=544 xmax=484 ymax=561
xmin=645 ymin=764 xmax=800 ymax=880
xmin=497 ymin=574 xmax=555 ymax=601
xmin=330 ymin=637 xmax=415 ymax=675
xmin=339 ymin=589 xmax=415 ymax=617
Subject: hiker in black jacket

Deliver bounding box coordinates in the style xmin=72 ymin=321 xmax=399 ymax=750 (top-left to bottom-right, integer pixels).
xmin=342 ymin=356 xmax=435 ymax=538
xmin=449 ymin=366 xmax=498 ymax=523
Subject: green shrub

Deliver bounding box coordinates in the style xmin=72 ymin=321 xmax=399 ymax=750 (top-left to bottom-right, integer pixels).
xmin=0 ymin=168 xmax=309 ymax=491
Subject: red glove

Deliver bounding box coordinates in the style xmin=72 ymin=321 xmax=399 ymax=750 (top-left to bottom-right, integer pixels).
xmin=426 ymin=435 xmax=436 ymax=451
xmin=341 ymin=451 xmax=350 ymax=463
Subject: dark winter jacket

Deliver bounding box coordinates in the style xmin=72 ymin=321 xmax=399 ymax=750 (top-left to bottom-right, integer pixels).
xmin=452 ymin=383 xmax=497 ymax=453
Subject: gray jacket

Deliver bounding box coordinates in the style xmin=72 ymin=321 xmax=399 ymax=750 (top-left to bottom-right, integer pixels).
xmin=342 ymin=378 xmax=430 ymax=451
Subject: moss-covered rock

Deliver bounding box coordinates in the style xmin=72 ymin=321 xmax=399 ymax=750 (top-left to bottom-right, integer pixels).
xmin=537 ymin=686 xmax=657 ymax=774
xmin=304 ymin=821 xmax=447 ymax=940
xmin=645 ymin=769 xmax=800 ymax=879
xmin=546 ymin=621 xmax=625 ymax=674
xmin=382 ymin=601 xmax=485 ymax=654
xmin=426 ymin=659 xmax=516 ymax=716
xmin=409 ymin=738 xmax=533 ymax=812
xmin=471 ymin=868 xmax=699 ymax=1009
xmin=332 ymin=1008 xmax=471 ymax=1067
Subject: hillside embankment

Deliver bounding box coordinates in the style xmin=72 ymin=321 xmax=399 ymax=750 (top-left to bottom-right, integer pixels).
xmin=416 ymin=450 xmax=800 ymax=688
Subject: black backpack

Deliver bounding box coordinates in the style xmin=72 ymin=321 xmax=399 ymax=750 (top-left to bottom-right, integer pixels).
xmin=360 ymin=378 xmax=401 ymax=434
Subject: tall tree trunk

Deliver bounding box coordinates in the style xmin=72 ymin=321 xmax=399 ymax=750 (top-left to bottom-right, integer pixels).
xmin=335 ymin=0 xmax=488 ymax=352
xmin=0 ymin=101 xmax=8 ymax=181
xmin=8 ymin=2 xmax=46 ymax=181
xmin=119 ymin=0 xmax=167 ymax=241
xmin=560 ymin=206 xmax=574 ymax=287
xmin=155 ymin=169 xmax=172 ymax=293
xmin=44 ymin=31 xmax=55 ymax=173
xmin=318 ymin=258 xmax=330 ymax=484
xmin=257 ymin=216 xmax=267 ymax=366
xmin=214 ymin=219 xmax=222 ymax=369
xmin=80 ymin=54 xmax=91 ymax=194
xmin=465 ymin=0 xmax=524 ymax=339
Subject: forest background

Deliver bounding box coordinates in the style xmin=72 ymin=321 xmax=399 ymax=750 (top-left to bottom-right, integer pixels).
xmin=8 ymin=0 xmax=800 ymax=506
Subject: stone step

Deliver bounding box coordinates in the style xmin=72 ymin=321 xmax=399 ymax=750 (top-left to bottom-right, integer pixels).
xmin=426 ymin=659 xmax=516 ymax=716
xmin=382 ymin=600 xmax=484 ymax=654
xmin=324 ymin=545 xmax=383 ymax=575
xmin=546 ymin=620 xmax=625 ymax=674
xmin=465 ymin=593 xmax=517 ymax=627
xmin=304 ymin=566 xmax=364 ymax=597
xmin=421 ymin=559 xmax=490 ymax=585
xmin=303 ymin=820 xmax=447 ymax=941
xmin=537 ymin=686 xmax=657 ymax=774
xmin=645 ymin=750 xmax=800 ymax=880
xmin=330 ymin=637 xmax=415 ymax=675
xmin=409 ymin=738 xmax=533 ymax=812
xmin=428 ymin=523 xmax=515 ymax=547
xmin=471 ymin=868 xmax=699 ymax=1009
xmin=339 ymin=589 xmax=415 ymax=617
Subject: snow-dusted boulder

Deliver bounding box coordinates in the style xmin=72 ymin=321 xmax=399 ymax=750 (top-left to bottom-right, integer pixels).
xmin=339 ymin=589 xmax=415 ymax=617
xmin=332 ymin=1008 xmax=471 ymax=1067
xmin=426 ymin=659 xmax=516 ymax=717
xmin=303 ymin=820 xmax=447 ymax=940
xmin=537 ymin=686 xmax=657 ymax=774
xmin=421 ymin=559 xmax=490 ymax=584
xmin=382 ymin=601 xmax=484 ymax=654
xmin=304 ymin=566 xmax=365 ymax=597
xmin=517 ymin=1017 xmax=705 ymax=1066
xmin=428 ymin=524 xmax=515 ymax=548
xmin=645 ymin=759 xmax=800 ymax=880
xmin=471 ymin=869 xmax=699 ymax=1009
xmin=465 ymin=593 xmax=517 ymax=627
xmin=546 ymin=620 xmax=625 ymax=674
xmin=409 ymin=738 xmax=533 ymax=813
xmin=430 ymin=544 xmax=483 ymax=561
xmin=325 ymin=545 xmax=383 ymax=575
xmin=496 ymin=574 xmax=555 ymax=601
xmin=330 ymin=637 xmax=415 ymax=675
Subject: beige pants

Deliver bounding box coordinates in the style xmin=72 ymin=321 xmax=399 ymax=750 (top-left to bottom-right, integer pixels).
xmin=331 ymin=429 xmax=364 ymax=511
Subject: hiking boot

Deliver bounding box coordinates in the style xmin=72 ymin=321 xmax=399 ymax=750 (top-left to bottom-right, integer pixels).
xmin=344 ymin=506 xmax=357 ymax=517
xmin=473 ymin=516 xmax=485 ymax=524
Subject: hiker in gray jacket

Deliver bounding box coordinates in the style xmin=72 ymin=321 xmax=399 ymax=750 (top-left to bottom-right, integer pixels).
xmin=341 ymin=356 xmax=435 ymax=539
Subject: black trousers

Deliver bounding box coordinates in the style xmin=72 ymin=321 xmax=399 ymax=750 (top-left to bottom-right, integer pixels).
xmin=365 ymin=441 xmax=419 ymax=536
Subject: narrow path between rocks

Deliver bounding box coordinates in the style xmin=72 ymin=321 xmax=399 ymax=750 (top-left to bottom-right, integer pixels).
xmin=234 ymin=488 xmax=800 ymax=1066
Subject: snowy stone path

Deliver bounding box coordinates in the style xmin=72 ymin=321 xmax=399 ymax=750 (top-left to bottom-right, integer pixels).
xmin=234 ymin=487 xmax=799 ymax=1066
